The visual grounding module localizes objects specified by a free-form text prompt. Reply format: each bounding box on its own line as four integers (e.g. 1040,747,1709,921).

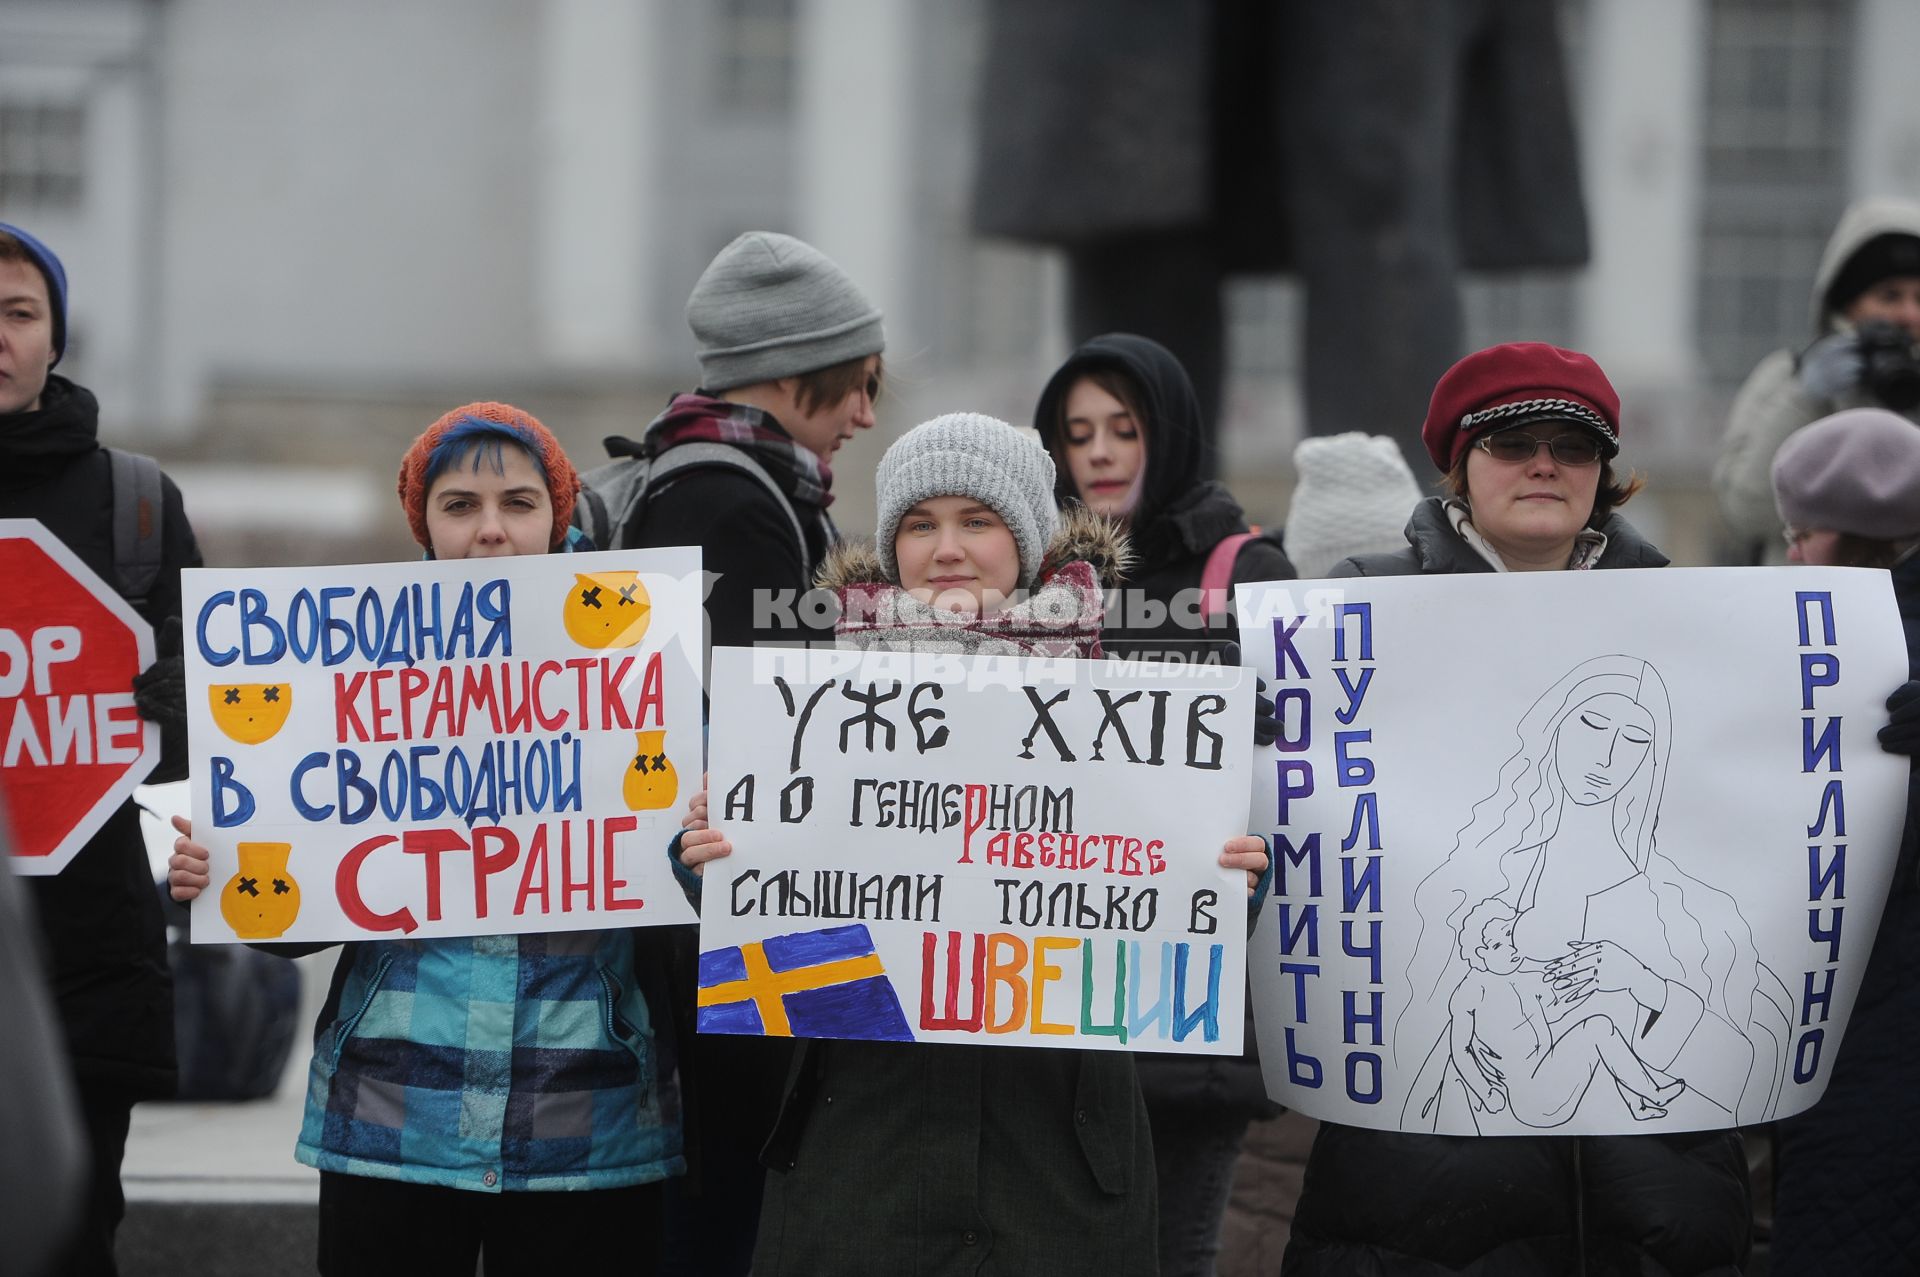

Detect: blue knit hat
0,221,68,367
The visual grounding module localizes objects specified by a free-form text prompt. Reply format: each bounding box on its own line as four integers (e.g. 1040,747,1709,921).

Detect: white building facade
2,0,1914,554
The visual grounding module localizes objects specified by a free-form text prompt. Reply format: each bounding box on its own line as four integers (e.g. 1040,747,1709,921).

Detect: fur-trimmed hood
816,503,1131,592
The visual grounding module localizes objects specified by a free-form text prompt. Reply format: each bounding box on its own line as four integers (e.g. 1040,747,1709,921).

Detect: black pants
659,1033,791,1276
317,1172,664,1277
1147,1102,1254,1277
57,1083,134,1277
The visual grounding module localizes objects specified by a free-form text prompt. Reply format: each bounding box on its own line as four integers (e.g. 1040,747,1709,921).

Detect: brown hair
792,353,884,416
0,229,30,265
1443,455,1646,530
1829,534,1911,569
1055,368,1150,445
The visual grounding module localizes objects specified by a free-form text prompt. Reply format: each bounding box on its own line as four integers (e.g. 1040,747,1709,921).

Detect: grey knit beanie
1773,408,1920,540
876,413,1061,587
686,232,885,391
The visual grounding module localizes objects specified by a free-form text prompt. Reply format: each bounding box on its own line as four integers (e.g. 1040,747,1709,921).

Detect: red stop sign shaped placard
1,520,157,875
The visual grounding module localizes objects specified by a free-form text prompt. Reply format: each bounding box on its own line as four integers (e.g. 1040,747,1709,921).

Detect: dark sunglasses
1474,428,1603,466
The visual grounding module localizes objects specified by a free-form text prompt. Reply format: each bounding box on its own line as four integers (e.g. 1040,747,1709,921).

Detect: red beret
1420,342,1621,473
396,402,580,552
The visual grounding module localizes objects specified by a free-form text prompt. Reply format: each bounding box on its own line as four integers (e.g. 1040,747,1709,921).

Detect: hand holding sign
181,548,705,942
168,814,210,900
1242,567,1912,1135
678,776,733,879
699,647,1255,1055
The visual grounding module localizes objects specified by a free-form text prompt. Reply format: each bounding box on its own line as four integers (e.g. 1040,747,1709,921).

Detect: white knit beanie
1284,432,1424,578
875,413,1061,587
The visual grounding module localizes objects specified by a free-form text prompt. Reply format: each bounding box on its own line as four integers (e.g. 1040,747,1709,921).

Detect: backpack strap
107,448,165,609
648,442,809,557
572,483,612,550
578,437,811,565
1201,531,1257,625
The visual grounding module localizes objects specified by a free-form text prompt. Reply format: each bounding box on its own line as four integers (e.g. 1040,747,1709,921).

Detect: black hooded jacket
1286,497,1752,1277
1,375,200,1097
1768,552,1920,1270
1336,496,1672,577
1037,335,1292,1119
1035,333,1295,661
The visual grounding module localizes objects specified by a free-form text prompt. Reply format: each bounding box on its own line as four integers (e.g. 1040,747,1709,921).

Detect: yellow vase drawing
220,842,302,940
624,729,678,810
208,683,293,745
564,571,652,649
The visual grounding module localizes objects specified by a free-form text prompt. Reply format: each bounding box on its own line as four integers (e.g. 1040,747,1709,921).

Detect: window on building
0,99,85,210
712,0,796,119
1696,0,1856,387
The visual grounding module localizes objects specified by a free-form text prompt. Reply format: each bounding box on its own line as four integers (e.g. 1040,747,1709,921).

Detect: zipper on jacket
330,951,396,1064
598,966,653,1092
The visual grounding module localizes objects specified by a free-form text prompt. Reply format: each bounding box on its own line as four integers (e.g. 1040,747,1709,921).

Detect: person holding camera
1714,196,1920,563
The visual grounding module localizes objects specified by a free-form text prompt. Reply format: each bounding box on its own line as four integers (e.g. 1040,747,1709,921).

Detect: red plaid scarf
642,393,835,508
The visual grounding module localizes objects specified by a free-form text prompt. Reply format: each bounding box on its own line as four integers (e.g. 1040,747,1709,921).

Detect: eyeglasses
1473,429,1603,466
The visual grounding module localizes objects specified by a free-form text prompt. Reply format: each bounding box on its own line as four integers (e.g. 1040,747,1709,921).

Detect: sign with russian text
182,549,704,941
698,646,1254,1054
1239,567,1908,1135
2,520,158,875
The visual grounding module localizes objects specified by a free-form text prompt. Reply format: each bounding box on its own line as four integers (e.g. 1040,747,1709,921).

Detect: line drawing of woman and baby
1401,654,1795,1133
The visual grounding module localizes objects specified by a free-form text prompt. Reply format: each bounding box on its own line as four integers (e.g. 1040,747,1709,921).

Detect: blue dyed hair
423,415,549,488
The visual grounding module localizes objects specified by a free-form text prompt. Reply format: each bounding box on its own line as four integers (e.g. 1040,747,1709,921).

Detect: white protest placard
182,548,704,942
698,646,1254,1053
1238,567,1909,1135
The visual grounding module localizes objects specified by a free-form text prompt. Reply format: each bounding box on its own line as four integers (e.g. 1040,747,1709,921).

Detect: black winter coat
1034,333,1295,657
1335,497,1671,578
3,376,200,1097
1283,497,1753,1277
749,517,1157,1277
1036,334,1292,1119
1036,336,1290,1113
1111,479,1288,1122
1769,553,1920,1270
635,465,835,652
600,407,837,1271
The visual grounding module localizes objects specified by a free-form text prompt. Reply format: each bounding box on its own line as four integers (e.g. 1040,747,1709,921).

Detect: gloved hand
1797,332,1865,403
1254,676,1279,748
1217,639,1279,747
132,616,186,731
1878,679,1920,759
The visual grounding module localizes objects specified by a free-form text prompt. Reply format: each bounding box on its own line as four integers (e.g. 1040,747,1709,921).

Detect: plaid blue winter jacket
295,929,684,1192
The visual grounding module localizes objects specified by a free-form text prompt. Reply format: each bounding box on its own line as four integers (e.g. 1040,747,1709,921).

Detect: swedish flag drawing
698,924,915,1042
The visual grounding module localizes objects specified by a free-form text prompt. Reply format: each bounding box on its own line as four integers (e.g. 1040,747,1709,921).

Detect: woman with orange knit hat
167,404,682,1275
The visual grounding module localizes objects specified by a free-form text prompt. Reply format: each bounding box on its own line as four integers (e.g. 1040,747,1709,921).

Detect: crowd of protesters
6,197,1920,1276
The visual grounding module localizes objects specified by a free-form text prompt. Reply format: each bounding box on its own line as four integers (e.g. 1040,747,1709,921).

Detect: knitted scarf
643,393,835,508
834,560,1106,658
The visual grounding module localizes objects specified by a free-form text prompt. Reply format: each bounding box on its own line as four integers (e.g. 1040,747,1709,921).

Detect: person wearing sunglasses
1284,343,1767,1276
1324,342,1660,578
